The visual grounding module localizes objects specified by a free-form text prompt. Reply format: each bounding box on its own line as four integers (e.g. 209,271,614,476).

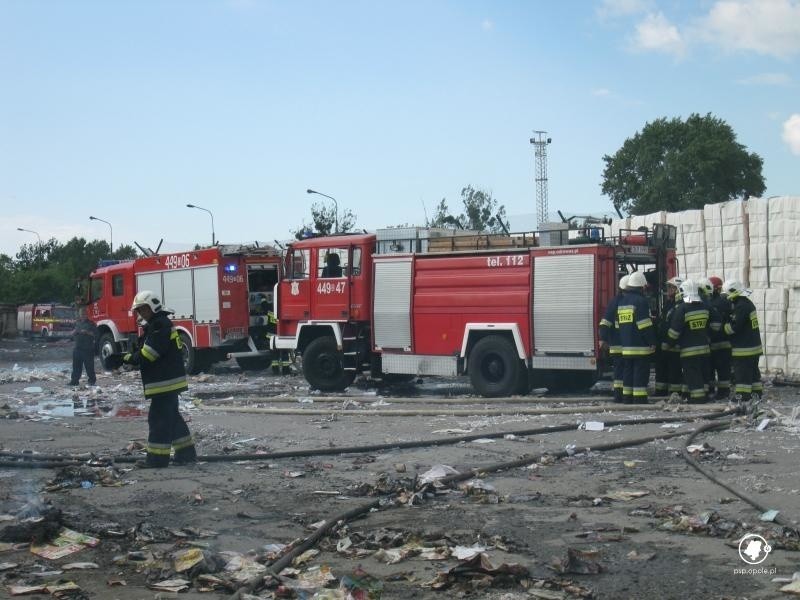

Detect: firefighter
69,307,98,387
123,291,197,468
707,276,732,399
617,271,656,404
599,274,629,403
696,277,719,395
666,280,717,403
722,280,763,402
656,277,683,400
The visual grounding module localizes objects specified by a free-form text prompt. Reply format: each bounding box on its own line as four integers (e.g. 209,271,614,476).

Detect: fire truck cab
87,245,282,373
272,226,677,397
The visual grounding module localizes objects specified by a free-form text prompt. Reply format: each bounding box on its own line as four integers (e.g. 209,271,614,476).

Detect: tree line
0,239,137,305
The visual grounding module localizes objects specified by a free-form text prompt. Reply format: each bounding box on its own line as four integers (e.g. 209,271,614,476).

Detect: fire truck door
278,248,311,322
311,247,351,321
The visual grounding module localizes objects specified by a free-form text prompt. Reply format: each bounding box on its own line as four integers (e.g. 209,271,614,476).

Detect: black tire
179,332,199,375
302,336,355,392
236,356,271,371
468,335,520,397
98,332,118,370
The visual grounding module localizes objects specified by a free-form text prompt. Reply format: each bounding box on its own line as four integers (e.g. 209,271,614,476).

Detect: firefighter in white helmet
616,271,656,404
599,273,629,403
123,290,197,468
722,280,763,401
665,280,718,403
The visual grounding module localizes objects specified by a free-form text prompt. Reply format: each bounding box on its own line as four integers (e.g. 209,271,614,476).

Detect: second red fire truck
86,245,282,373
271,225,677,396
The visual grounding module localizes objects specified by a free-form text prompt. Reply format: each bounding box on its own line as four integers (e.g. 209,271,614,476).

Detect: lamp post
17,227,41,244
89,216,113,254
186,204,216,245
306,188,338,234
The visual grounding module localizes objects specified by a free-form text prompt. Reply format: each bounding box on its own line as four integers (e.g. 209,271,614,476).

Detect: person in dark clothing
599,274,629,403
655,276,683,398
708,275,732,399
70,307,98,387
321,252,343,277
617,271,656,404
123,291,197,468
722,280,763,402
666,280,718,403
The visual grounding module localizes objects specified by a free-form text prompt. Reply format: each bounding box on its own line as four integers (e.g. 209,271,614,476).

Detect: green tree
292,202,357,239
601,113,766,215
429,186,508,232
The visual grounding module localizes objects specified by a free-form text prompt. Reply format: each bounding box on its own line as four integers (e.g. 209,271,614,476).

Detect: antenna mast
530,131,552,226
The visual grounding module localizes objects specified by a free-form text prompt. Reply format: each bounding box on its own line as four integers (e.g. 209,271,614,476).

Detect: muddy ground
1,336,800,599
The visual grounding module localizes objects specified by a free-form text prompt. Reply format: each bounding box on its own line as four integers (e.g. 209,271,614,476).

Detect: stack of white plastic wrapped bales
610,196,800,375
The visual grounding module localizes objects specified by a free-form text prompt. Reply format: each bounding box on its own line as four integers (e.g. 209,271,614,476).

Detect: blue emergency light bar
224,264,238,273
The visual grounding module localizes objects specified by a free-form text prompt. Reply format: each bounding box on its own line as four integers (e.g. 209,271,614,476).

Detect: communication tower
530,131,552,226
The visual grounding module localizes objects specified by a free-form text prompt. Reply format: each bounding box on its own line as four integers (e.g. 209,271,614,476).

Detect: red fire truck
17,303,76,338
86,245,281,373
271,225,677,396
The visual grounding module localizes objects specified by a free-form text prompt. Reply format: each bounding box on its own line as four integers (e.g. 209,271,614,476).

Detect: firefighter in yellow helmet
123,291,197,468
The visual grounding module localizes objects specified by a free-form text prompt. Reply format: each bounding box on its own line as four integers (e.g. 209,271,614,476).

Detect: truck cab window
351,248,362,276
319,248,348,278
290,249,310,279
90,278,103,302
112,274,124,296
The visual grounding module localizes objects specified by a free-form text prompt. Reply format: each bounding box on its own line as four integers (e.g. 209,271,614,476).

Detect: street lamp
17,227,41,244
89,216,113,253
186,204,216,245
306,188,338,234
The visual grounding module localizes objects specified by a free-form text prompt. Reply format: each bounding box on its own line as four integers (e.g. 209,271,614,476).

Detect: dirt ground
1,336,800,599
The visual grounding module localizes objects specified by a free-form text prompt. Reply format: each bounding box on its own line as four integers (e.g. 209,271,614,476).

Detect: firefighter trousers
612,354,625,403
146,391,197,467
70,347,96,386
623,356,650,404
681,356,708,403
710,349,731,399
653,346,668,396
732,355,762,400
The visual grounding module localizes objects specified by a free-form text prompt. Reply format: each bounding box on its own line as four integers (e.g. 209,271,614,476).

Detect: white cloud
783,114,800,154
596,0,652,20
737,72,792,85
631,12,686,57
591,88,612,96
696,0,800,58
481,19,494,31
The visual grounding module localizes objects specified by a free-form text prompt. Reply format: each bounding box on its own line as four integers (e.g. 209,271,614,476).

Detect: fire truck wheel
98,332,118,370
468,336,520,398
179,332,199,375
303,336,355,392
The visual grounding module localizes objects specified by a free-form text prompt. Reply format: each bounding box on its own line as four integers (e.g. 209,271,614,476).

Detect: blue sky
1,0,798,256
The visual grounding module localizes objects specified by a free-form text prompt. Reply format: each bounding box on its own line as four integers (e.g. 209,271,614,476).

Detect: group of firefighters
599,272,763,405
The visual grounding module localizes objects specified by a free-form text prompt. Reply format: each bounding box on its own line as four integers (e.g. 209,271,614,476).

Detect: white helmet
619,275,630,290
722,280,750,299
667,276,683,288
679,279,700,303
697,277,713,296
627,271,647,289
131,290,163,313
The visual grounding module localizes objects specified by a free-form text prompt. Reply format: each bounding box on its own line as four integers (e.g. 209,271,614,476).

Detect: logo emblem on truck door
291,282,300,296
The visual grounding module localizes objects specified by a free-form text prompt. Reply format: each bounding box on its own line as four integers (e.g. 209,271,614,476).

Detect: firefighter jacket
617,290,656,356
666,300,715,357
659,299,681,353
599,293,623,354
709,293,732,350
127,311,188,398
724,296,763,357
